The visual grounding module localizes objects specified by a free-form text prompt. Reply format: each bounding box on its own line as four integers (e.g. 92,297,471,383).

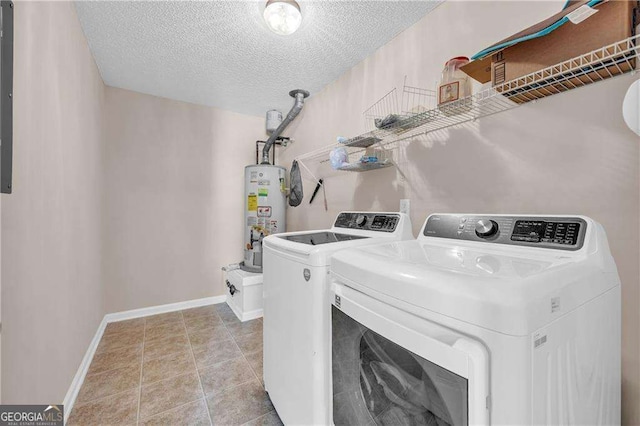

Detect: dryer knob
475,219,498,238
356,215,367,227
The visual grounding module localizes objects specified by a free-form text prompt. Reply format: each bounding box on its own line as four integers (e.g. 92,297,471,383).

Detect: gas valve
228,284,239,296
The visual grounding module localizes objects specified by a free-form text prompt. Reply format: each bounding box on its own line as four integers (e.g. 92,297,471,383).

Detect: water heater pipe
261,89,309,164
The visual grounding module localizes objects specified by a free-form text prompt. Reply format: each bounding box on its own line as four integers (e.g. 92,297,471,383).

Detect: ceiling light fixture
263,0,302,36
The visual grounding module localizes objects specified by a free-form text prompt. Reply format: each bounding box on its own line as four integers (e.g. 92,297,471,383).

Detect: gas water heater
243,164,287,271
241,89,309,272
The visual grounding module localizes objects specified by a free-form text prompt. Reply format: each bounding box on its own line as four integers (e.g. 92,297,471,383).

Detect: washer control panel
334,212,400,233
423,215,587,250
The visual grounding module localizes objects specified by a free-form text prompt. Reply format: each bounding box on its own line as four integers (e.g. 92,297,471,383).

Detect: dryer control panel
423,215,587,250
334,212,400,233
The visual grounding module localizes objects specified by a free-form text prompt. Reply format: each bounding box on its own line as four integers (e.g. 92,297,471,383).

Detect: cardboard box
462,0,638,102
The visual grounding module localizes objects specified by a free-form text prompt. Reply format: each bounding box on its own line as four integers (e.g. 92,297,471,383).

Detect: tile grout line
138,326,191,363
93,326,145,366
224,321,263,385
192,306,273,425
71,388,138,413
73,376,139,406
137,314,204,423
79,345,143,380
220,317,264,389
70,389,156,425
182,310,214,426
139,397,207,423
205,377,257,396
217,309,273,425
239,411,278,426
135,319,147,425
71,313,228,424
128,351,193,388
68,322,146,421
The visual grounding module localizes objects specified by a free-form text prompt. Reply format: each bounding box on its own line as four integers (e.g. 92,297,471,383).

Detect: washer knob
475,219,498,238
355,214,367,227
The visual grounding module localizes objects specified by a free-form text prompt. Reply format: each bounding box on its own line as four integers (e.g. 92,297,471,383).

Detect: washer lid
264,230,397,267
278,231,368,245
330,239,619,336
262,212,414,267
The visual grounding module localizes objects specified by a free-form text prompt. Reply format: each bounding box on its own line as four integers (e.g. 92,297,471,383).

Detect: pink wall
103,88,264,313
2,2,105,403
280,1,640,422
3,1,638,420
2,2,264,404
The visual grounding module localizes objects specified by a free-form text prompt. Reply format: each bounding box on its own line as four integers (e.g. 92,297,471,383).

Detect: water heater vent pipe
261,89,309,164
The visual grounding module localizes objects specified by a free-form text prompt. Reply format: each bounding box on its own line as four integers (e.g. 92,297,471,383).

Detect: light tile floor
67,303,283,426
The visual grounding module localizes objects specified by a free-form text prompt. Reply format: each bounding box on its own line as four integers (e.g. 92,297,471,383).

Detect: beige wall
2,0,638,418
103,88,263,313
1,2,105,403
281,1,640,423
0,1,263,403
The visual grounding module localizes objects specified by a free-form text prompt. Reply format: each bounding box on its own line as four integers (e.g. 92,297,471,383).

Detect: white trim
104,296,226,323
240,308,264,322
227,298,263,322
63,317,107,424
63,295,226,423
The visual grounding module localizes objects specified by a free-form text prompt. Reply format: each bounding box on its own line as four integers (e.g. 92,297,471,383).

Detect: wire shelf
362,78,437,133
400,77,437,116
342,135,381,148
337,160,393,172
296,35,639,170
499,36,637,103
363,88,398,132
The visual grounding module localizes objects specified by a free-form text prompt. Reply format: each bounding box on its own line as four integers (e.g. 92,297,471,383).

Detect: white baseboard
104,295,226,323
241,308,264,322
240,309,262,322
63,295,226,423
226,298,263,322
63,316,107,422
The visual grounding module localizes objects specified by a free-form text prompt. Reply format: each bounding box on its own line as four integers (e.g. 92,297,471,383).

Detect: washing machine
263,211,414,425
330,214,620,425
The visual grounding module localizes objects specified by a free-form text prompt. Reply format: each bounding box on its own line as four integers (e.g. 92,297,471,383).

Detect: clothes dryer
330,214,620,425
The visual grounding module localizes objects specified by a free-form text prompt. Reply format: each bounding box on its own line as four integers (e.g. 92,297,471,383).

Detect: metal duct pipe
261,89,310,164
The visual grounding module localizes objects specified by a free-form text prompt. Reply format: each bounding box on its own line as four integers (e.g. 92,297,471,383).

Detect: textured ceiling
75,1,442,116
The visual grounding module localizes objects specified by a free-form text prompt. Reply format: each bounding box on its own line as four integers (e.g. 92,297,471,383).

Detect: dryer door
331,283,490,426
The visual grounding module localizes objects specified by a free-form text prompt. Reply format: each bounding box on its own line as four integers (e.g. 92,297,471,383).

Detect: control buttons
513,220,580,246
511,235,540,242
355,215,367,227
422,215,583,250
540,238,574,245
370,215,398,232
475,219,498,238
